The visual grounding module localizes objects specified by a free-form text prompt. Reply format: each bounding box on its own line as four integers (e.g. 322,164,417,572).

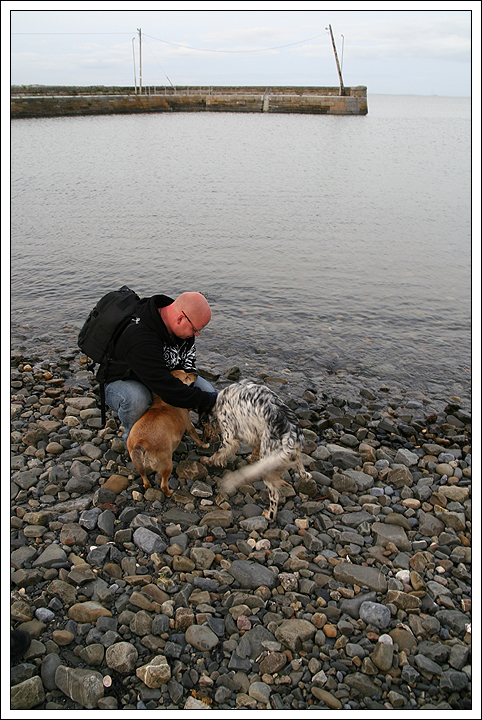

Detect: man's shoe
11,630,31,660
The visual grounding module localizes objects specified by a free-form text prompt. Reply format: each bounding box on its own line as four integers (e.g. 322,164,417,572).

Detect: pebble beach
9,344,472,712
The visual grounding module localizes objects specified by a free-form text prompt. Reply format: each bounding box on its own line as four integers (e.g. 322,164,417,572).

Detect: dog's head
171,369,197,386
199,406,220,443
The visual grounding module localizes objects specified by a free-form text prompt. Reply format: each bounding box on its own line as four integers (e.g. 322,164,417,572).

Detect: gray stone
190,546,216,570
414,654,443,676
249,681,271,703
55,666,104,709
105,641,138,673
185,625,219,651
345,672,382,698
275,619,316,652
228,560,277,589
32,544,67,568
237,625,277,660
435,609,470,636
240,516,269,533
345,642,367,658
80,644,105,666
371,634,394,671
418,511,445,537
10,675,45,710
41,652,62,690
449,644,470,670
97,509,116,536
11,546,38,568
339,511,377,528
79,508,102,530
394,448,420,466
136,655,172,688
333,562,388,593
339,592,377,619
359,601,392,629
387,465,413,488
162,508,201,526
133,527,168,554
344,468,375,492
80,442,104,460
371,522,411,552
439,669,469,692
35,607,55,623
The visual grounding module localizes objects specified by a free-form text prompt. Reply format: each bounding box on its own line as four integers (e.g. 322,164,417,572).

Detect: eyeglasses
181,310,201,335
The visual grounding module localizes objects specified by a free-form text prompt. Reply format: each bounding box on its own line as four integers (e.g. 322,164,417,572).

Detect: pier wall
11,86,368,118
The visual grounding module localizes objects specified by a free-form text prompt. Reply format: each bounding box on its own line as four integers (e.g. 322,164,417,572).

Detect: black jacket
105,294,211,409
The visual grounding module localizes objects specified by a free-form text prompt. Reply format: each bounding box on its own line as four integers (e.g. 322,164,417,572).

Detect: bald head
160,292,212,339
176,292,212,329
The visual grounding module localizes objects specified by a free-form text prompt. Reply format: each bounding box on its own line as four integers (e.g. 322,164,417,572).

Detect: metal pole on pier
327,24,346,96
132,37,137,93
137,28,142,95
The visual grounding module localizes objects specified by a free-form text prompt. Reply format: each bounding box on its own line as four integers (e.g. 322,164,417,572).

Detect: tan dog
127,370,209,495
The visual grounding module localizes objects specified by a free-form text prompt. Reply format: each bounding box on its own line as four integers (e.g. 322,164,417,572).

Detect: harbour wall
11,85,368,118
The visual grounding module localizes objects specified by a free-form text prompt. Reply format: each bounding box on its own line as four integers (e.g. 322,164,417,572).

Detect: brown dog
126,370,209,495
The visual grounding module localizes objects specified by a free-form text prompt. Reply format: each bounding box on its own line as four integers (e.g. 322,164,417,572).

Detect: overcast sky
5,3,477,96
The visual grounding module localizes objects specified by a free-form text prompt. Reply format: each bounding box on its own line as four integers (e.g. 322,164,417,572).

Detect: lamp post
132,37,137,93
326,25,346,96
137,28,142,95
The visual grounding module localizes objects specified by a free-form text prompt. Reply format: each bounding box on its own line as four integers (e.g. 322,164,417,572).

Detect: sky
4,2,478,96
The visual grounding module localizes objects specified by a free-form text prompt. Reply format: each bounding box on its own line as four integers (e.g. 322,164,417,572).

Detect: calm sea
10,94,472,399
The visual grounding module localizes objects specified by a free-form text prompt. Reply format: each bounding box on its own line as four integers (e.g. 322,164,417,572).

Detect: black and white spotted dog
200,380,311,521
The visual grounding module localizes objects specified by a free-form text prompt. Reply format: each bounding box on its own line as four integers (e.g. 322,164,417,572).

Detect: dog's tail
130,444,150,485
220,450,293,495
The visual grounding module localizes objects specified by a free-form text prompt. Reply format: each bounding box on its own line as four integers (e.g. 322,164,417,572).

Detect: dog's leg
185,420,210,449
202,434,240,467
262,472,292,522
261,473,282,521
295,451,312,480
130,444,152,490
160,465,173,497
247,437,261,464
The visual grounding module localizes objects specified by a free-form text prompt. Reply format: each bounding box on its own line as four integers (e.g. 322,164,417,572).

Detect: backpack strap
96,358,109,426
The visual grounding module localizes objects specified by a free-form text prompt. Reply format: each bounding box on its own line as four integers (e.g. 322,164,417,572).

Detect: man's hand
199,392,217,413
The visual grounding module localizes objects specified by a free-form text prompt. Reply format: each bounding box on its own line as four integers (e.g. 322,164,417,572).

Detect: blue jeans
105,375,215,443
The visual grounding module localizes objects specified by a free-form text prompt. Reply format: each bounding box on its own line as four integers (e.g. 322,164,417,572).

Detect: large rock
275,619,316,652
371,522,411,552
185,625,219,651
359,601,391,629
136,655,171,688
55,666,104,709
133,527,168,554
333,562,388,593
387,465,413,488
418,510,445,537
199,509,233,527
32,544,67,568
105,641,138,673
10,676,45,710
68,601,112,623
228,560,277,589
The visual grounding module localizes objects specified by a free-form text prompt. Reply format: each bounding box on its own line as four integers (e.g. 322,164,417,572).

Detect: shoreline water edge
9,337,472,712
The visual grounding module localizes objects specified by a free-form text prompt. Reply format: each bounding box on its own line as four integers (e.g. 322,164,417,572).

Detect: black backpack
77,285,140,424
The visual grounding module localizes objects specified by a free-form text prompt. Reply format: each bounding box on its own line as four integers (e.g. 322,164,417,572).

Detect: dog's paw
161,485,173,497
143,480,151,490
201,442,210,449
200,456,211,466
262,508,276,522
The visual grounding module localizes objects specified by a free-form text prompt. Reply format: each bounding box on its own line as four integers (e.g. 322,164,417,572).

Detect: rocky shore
10,346,472,711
